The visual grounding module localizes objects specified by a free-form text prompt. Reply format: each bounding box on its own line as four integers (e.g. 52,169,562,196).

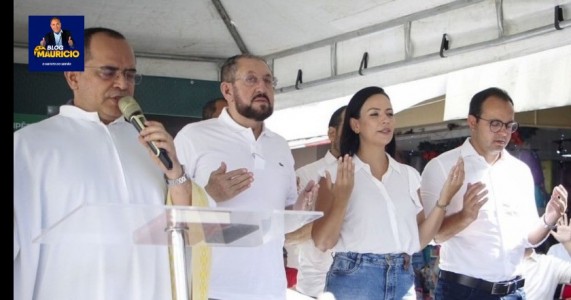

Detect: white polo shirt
519,252,571,299
174,108,298,300
548,243,571,262
295,151,337,297
324,154,423,255
420,138,538,282
296,151,337,191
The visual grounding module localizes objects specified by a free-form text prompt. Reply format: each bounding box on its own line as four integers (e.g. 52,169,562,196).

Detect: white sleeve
551,256,571,283
420,158,448,217
174,126,217,207
548,244,571,262
407,167,423,214
173,126,197,176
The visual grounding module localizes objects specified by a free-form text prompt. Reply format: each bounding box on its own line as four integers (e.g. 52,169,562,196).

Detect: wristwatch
165,165,189,186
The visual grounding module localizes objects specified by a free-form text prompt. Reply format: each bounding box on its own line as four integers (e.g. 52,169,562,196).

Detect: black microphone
118,96,173,170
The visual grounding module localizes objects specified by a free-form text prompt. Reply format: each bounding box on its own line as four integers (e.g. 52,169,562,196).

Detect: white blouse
324,154,423,255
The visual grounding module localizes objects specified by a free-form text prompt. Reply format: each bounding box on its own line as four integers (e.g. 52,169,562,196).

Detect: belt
439,270,525,296
334,252,411,270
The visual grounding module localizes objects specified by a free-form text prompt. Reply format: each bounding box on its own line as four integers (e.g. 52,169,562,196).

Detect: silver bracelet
165,165,189,186
435,201,448,212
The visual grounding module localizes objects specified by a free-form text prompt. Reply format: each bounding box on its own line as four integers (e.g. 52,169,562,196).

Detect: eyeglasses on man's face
234,74,278,88
476,116,519,133
84,66,142,85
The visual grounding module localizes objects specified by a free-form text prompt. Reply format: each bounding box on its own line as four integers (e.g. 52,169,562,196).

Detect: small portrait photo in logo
28,15,84,72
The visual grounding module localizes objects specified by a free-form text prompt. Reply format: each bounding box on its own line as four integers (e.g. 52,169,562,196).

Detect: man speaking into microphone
14,27,192,300
119,96,173,170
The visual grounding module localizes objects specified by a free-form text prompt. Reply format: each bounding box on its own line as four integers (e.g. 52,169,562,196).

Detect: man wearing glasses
420,87,568,299
14,27,190,299
174,54,317,300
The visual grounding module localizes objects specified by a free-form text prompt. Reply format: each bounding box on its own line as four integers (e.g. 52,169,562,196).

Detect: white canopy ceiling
13,0,571,143
444,44,571,120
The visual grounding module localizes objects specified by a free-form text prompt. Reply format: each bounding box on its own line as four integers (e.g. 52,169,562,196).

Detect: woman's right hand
331,154,354,203
440,157,465,205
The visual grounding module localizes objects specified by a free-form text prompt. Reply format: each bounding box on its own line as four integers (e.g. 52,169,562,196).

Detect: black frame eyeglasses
476,116,519,133
84,66,142,85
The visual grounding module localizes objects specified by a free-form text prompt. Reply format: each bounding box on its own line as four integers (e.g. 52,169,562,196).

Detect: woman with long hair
312,86,466,299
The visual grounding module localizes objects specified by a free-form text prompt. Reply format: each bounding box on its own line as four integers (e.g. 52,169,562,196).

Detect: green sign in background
13,113,45,131
14,63,222,119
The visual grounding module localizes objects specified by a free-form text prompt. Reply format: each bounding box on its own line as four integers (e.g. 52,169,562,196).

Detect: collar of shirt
459,137,510,164
218,107,275,139
352,153,403,178
528,251,540,262
59,105,127,125
323,151,338,165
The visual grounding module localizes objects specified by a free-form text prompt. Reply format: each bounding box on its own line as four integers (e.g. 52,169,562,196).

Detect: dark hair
202,98,227,119
328,105,347,129
84,27,126,62
220,54,271,83
468,87,514,118
386,136,396,157
340,86,390,156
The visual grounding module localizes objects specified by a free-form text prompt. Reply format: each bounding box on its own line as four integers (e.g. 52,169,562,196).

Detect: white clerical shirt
14,105,172,300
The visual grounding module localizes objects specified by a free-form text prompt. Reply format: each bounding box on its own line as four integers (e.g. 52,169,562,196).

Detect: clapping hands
440,157,465,203
321,155,354,206
550,213,571,243
544,184,568,226
293,180,319,211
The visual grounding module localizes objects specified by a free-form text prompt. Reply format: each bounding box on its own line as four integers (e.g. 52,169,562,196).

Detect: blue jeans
435,277,526,300
324,252,414,300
